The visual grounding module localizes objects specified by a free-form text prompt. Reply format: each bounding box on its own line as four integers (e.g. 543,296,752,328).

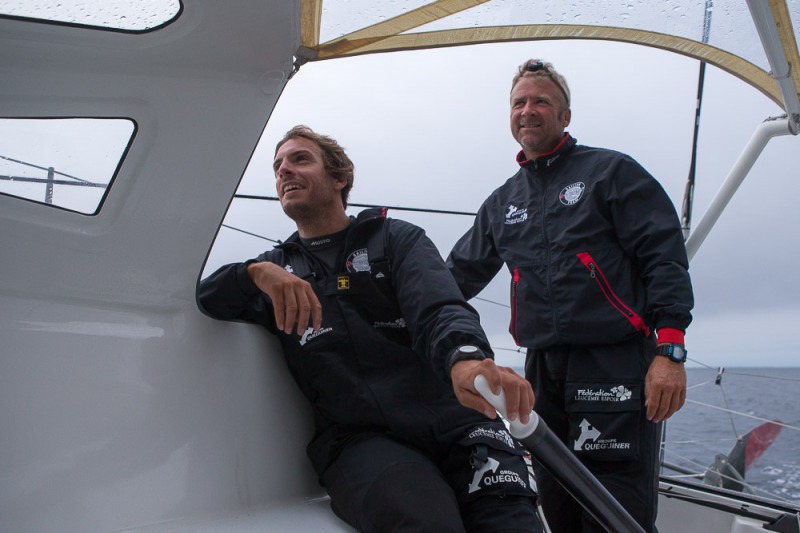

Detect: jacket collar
516,133,576,169
277,207,386,249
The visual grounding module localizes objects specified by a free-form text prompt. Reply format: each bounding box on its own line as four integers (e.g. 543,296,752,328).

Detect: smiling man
446,60,695,532
199,126,543,532
510,66,571,160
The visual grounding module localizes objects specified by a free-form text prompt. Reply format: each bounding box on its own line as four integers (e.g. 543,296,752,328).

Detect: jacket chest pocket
576,252,650,336
324,265,402,322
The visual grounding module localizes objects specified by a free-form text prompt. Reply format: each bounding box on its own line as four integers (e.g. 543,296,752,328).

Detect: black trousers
320,432,543,533
525,336,661,533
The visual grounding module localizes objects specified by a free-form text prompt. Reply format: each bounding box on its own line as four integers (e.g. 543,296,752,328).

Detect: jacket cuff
445,346,489,378
236,261,263,296
656,328,685,345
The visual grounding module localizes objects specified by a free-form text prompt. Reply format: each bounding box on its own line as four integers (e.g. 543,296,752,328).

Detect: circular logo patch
346,249,371,273
559,182,585,206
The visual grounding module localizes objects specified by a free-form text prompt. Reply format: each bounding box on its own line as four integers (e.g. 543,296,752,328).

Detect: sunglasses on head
521,59,570,107
524,60,545,72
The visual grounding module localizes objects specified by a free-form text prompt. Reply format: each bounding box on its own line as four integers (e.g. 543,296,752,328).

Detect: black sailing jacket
199,208,496,475
447,135,694,349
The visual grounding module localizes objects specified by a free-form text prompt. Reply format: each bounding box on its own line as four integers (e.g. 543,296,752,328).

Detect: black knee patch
451,426,538,503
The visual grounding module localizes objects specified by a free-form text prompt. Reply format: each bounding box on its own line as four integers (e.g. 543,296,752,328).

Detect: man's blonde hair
511,59,571,110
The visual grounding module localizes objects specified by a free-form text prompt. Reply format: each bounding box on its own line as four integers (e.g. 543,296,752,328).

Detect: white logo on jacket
574,385,632,403
299,326,333,346
574,418,631,452
465,426,515,448
574,419,602,451
504,204,528,225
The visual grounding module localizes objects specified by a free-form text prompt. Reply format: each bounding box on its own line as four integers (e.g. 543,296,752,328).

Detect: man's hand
644,355,687,422
450,359,534,423
246,262,322,335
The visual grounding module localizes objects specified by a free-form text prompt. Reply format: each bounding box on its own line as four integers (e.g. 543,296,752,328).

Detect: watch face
459,345,479,354
657,343,687,362
671,345,687,362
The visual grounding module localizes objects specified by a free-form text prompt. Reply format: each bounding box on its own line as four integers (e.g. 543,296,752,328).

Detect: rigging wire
221,223,281,243
689,357,800,382
0,153,97,184
715,368,800,383
492,346,526,354
474,296,510,308
233,194,478,217
683,399,800,433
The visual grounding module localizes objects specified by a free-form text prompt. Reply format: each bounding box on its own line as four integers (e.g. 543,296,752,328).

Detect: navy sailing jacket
446,135,694,349
199,208,495,475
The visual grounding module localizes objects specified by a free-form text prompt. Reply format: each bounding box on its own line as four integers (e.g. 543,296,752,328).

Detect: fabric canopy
297,0,800,112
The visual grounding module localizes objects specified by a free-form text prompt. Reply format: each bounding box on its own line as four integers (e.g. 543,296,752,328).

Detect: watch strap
445,345,488,375
655,343,687,363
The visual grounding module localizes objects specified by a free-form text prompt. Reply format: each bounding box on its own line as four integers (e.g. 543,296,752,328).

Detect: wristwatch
448,345,486,371
655,343,688,363
455,345,484,359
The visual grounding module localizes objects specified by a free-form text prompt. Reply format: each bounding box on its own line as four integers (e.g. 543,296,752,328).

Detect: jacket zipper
510,268,520,345
540,177,561,341
576,252,650,335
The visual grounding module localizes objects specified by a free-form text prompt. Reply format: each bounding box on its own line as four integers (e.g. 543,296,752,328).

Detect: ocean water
661,367,800,505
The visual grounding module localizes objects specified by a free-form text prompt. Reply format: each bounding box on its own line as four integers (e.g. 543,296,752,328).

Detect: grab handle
473,374,539,438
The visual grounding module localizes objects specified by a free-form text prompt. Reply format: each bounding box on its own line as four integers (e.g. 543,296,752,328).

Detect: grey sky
204,39,799,368
0,119,132,213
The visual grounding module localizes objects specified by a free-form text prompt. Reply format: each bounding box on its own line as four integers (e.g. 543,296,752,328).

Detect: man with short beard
200,125,543,533
447,60,694,533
